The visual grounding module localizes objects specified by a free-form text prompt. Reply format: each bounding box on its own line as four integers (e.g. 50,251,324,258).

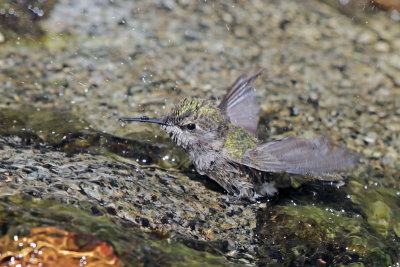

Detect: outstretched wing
218,70,263,137
239,136,359,180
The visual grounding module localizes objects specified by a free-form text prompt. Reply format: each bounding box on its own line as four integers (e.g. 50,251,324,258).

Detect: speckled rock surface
0,0,399,265
0,136,259,261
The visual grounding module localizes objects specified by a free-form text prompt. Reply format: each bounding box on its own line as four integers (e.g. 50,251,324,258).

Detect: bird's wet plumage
163,98,226,135
120,71,359,201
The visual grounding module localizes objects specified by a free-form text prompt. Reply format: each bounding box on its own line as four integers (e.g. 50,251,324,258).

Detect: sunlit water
0,0,399,265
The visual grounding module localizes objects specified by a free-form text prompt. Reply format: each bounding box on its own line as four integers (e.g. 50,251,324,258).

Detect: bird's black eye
186,123,196,130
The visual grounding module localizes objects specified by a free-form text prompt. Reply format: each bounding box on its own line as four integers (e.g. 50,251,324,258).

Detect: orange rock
0,227,121,267
371,0,400,11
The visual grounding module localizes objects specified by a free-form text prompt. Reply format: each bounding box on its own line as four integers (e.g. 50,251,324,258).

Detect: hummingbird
120,71,359,201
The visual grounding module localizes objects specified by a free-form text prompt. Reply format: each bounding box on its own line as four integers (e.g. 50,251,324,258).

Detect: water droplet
391,10,400,21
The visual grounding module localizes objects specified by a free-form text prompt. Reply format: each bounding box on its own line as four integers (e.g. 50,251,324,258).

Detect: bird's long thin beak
119,116,168,125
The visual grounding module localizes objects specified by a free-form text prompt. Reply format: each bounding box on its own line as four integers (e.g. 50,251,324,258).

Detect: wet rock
0,194,237,266
257,197,397,266
356,31,378,45
0,135,255,265
368,200,392,237
0,227,122,266
374,41,390,52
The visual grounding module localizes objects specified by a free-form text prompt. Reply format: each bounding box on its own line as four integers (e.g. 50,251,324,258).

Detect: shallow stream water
0,0,399,266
